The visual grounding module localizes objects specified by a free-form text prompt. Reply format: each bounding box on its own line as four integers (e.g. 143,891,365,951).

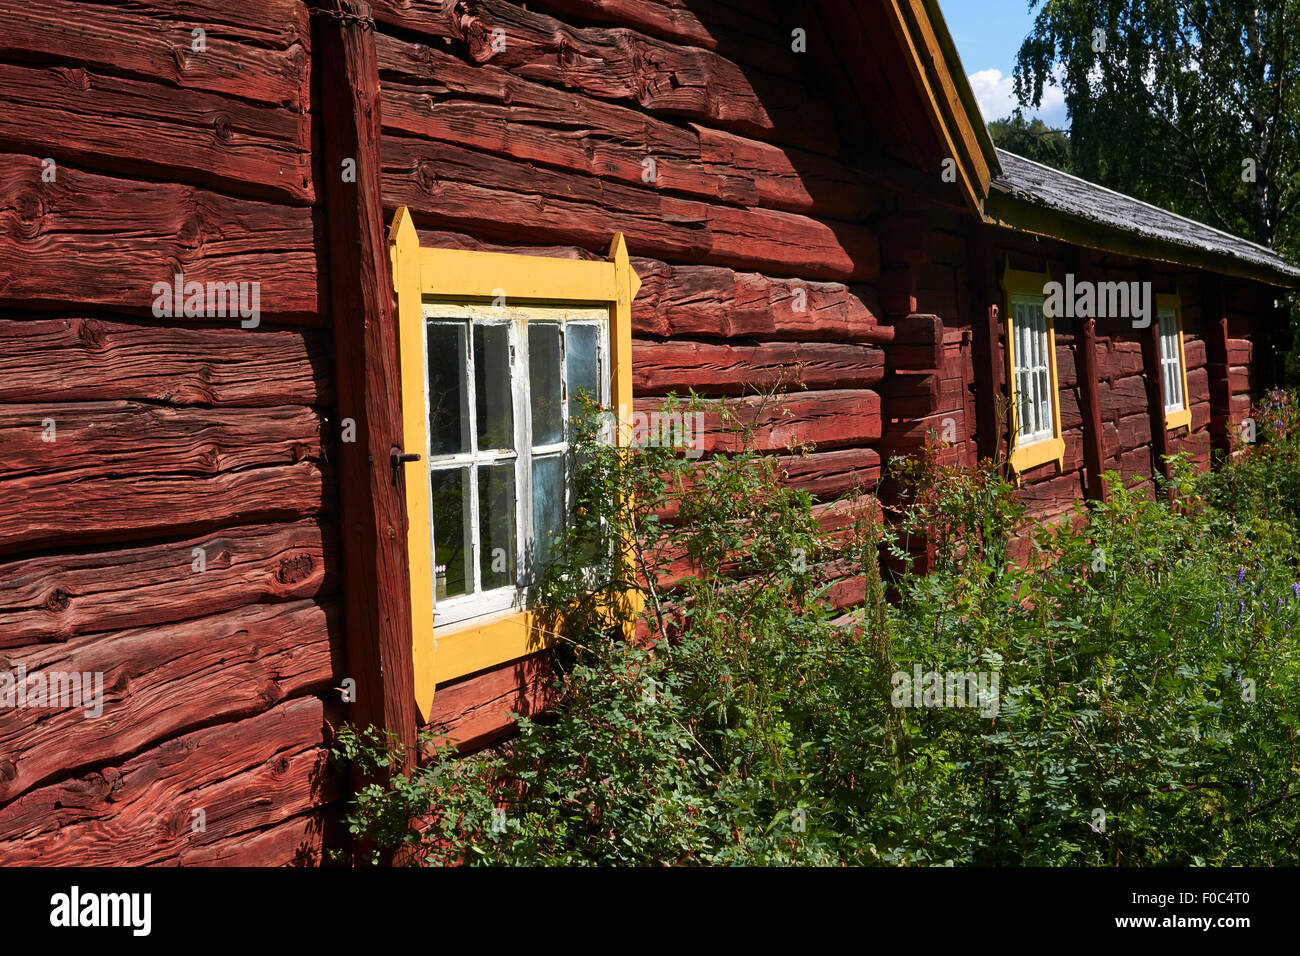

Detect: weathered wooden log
882,370,941,419
632,388,882,454
0,154,319,320
0,520,336,649
632,262,883,340
376,35,877,219
1099,374,1150,419
0,598,338,806
382,135,880,280
0,318,331,406
371,0,837,152
424,651,555,752
2,0,310,108
0,62,312,204
0,403,327,552
777,446,883,499
177,808,331,866
632,339,884,395
0,695,339,865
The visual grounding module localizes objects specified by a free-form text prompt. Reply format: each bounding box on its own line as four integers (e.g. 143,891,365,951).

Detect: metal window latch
390,447,421,485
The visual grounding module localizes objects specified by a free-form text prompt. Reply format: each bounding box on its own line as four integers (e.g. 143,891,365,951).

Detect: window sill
431,608,552,687
1009,435,1065,475
1165,408,1192,431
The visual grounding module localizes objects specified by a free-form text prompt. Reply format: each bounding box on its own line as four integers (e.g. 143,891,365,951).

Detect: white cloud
968,67,1068,128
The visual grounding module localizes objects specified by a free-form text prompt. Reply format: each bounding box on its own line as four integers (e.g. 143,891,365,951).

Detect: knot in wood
312,0,375,31
212,113,232,141
77,318,106,349
276,552,314,585
10,188,44,239
44,588,70,612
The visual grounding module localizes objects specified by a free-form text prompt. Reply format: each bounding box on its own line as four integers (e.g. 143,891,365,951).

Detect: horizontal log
425,651,555,752
0,695,339,864
518,0,719,48
376,37,876,219
377,36,755,208
777,446,882,500
633,388,882,454
382,135,879,280
632,339,883,395
883,371,941,418
0,403,327,552
0,61,312,203
0,155,319,319
1099,375,1149,419
3,0,309,108
887,314,943,371
633,261,882,339
0,318,331,406
1095,340,1145,380
0,598,338,806
373,0,837,152
0,520,336,649
177,809,330,866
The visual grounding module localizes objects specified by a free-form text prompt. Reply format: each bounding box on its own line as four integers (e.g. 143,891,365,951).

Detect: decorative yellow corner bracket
1001,259,1065,477
388,207,639,721
1157,293,1193,433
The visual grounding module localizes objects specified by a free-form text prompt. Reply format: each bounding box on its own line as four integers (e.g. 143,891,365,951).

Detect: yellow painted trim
390,208,439,722
431,609,546,686
1157,293,1193,433
419,248,620,303
1001,259,1065,476
390,209,640,719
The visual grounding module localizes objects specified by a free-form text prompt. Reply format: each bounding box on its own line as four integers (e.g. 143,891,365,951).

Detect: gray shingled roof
989,148,1300,286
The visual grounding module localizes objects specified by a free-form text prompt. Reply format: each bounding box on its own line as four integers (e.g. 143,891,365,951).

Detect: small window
1002,262,1065,474
421,303,610,626
1156,294,1191,430
390,207,638,718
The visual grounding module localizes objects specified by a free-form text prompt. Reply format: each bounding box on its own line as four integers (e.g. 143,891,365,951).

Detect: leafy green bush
332,391,1300,866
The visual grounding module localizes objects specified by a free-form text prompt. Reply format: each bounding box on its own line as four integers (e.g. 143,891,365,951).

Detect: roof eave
984,188,1300,290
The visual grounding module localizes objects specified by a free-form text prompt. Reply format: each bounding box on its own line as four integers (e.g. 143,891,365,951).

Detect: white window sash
421,302,611,629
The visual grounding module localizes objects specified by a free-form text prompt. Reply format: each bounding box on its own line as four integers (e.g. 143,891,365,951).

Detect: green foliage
333,392,1300,866
1014,0,1300,260
988,112,1072,173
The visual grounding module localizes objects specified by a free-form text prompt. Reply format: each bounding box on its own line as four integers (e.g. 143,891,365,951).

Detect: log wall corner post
1137,261,1172,485
1203,272,1233,467
965,220,1004,465
311,0,418,755
1071,249,1106,502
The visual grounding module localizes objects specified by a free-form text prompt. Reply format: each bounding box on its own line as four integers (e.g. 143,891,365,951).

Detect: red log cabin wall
0,1,340,864
367,0,968,750
0,0,1285,865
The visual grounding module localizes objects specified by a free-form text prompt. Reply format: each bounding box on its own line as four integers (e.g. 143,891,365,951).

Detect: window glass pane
532,454,566,574
478,462,516,591
426,323,468,457
475,324,514,451
530,322,564,446
566,323,600,409
430,468,470,600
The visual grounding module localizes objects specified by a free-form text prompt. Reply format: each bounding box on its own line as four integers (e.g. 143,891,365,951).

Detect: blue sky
939,0,1070,128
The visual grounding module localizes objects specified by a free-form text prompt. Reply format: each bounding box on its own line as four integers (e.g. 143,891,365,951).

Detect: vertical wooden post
1203,273,1232,466
1072,250,1106,501
966,221,1004,464
1076,317,1106,501
1138,262,1172,484
312,0,417,751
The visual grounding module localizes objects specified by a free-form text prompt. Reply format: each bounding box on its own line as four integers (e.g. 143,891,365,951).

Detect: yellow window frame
389,207,638,720
1156,293,1193,432
1001,260,1065,475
